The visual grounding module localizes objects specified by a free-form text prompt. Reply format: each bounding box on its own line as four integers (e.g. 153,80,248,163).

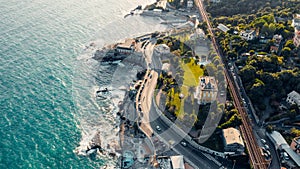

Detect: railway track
194,0,269,168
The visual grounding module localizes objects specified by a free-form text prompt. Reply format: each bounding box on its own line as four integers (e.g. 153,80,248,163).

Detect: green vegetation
181,58,203,86
281,128,300,144
206,1,300,119
201,131,224,151
204,0,300,17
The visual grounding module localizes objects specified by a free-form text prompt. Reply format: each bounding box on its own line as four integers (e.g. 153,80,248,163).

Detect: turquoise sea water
0,0,166,168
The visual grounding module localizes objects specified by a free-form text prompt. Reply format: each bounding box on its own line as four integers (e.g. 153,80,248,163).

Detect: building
170,155,185,169
291,136,300,155
286,91,300,108
240,30,256,41
187,0,193,8
210,0,221,3
270,46,279,53
194,76,218,104
116,39,135,54
222,127,245,153
273,34,283,45
269,34,283,53
154,44,170,55
292,14,300,47
292,14,300,28
217,24,230,33
156,0,167,10
267,131,300,168
294,26,300,47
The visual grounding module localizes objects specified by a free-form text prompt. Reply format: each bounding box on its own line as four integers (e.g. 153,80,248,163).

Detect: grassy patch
181,59,204,87
177,59,204,120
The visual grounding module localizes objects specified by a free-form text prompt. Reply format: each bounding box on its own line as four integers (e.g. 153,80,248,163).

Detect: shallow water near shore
0,0,167,168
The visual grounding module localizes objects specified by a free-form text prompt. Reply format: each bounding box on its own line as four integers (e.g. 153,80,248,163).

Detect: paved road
148,99,220,169
138,70,220,169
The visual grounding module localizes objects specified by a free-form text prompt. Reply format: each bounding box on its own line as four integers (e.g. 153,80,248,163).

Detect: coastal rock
93,49,127,62
85,130,103,155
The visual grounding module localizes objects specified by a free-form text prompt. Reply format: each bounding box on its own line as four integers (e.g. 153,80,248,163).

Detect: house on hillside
286,91,300,108
273,34,283,44
292,14,300,27
222,127,245,154
217,24,230,33
187,0,193,8
292,14,300,47
194,76,218,104
240,30,256,41
294,26,300,47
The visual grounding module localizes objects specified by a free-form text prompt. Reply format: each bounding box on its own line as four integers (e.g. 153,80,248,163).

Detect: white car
181,141,187,146
156,126,161,131
261,139,266,144
264,144,269,150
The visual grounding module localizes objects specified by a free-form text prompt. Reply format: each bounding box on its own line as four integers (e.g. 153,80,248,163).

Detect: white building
217,24,230,33
267,131,300,168
292,14,300,27
222,128,245,153
194,76,218,104
273,34,283,45
292,14,300,47
187,0,193,8
294,26,300,47
156,0,167,10
240,30,256,41
287,91,300,108
170,155,185,169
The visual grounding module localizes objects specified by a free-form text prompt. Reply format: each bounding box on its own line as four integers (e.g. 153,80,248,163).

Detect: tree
240,65,257,83
249,50,255,55
284,40,296,50
227,50,238,59
268,23,276,35
281,47,292,59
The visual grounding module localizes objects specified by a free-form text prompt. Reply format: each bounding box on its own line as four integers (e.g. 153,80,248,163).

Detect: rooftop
280,144,300,167
170,155,185,169
269,131,288,147
116,39,135,49
292,14,300,27
217,24,230,33
222,127,244,146
199,76,217,90
288,91,300,105
241,30,255,34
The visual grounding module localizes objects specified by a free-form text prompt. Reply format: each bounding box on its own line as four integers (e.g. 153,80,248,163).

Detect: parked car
264,144,270,150
156,125,161,131
261,139,266,144
181,141,187,146
283,152,289,160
